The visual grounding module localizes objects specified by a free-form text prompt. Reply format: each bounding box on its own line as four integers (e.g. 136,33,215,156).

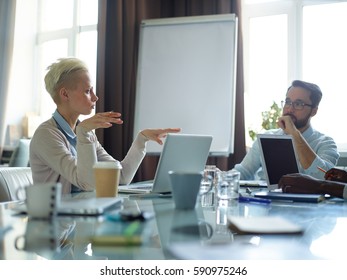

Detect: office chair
8,138,31,167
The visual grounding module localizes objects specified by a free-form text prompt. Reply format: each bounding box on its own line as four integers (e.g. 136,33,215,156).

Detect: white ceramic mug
17,183,62,219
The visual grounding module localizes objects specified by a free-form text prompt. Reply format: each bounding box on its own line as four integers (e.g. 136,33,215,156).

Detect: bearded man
233,80,339,180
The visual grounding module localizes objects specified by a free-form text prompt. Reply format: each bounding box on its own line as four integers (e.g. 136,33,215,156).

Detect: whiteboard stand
134,14,238,156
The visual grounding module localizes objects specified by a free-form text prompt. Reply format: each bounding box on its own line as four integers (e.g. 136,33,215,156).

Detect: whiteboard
134,14,238,155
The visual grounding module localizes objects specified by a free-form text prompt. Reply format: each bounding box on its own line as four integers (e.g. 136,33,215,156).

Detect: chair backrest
0,167,33,202
8,138,31,167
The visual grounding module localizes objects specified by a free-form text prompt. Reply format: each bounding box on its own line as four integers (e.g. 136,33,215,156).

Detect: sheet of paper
228,216,303,234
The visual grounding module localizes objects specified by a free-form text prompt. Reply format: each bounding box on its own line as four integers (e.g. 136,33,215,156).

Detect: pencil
317,166,326,173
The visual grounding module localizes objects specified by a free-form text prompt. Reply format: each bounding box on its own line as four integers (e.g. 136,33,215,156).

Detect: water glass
200,165,218,207
216,170,240,202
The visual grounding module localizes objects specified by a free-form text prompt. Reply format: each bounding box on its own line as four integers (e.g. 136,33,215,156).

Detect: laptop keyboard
126,183,153,190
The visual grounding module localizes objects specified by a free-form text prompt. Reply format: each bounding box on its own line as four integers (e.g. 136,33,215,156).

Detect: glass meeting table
1,191,347,260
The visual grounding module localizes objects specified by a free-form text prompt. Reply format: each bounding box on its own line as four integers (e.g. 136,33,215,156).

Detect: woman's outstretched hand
141,128,181,145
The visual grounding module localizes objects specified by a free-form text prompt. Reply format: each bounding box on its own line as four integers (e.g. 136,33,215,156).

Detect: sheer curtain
0,0,16,156
96,0,245,181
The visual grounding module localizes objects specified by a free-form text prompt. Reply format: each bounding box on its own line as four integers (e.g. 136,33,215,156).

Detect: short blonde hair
44,57,89,102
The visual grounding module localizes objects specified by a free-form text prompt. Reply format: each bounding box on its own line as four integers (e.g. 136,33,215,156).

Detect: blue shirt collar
53,110,77,141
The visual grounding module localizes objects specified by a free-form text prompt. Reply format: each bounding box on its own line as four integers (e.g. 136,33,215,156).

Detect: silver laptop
257,134,299,190
12,195,123,216
118,133,213,194
58,196,123,215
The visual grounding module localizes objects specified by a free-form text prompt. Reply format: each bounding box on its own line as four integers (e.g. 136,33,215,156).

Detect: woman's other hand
79,111,123,131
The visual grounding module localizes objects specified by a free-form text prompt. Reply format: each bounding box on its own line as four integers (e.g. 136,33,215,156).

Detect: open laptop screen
118,133,213,194
257,134,299,190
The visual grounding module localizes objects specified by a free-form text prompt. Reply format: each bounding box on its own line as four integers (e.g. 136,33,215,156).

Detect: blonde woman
30,57,180,194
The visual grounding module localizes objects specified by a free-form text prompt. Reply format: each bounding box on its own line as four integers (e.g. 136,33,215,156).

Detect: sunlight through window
303,2,347,147
243,0,347,152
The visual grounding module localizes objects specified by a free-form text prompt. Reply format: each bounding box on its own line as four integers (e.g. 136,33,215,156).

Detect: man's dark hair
287,80,322,108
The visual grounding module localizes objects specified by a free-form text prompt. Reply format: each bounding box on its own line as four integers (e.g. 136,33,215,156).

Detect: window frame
241,0,347,153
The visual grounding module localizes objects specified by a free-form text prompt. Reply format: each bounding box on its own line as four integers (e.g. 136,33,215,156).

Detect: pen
239,196,271,204
317,166,327,173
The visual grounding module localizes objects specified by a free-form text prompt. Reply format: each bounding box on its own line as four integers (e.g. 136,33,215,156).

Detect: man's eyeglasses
281,100,314,110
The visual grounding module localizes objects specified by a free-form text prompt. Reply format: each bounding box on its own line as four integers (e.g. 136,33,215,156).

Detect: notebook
12,196,123,216
118,133,213,194
257,134,300,191
253,191,325,203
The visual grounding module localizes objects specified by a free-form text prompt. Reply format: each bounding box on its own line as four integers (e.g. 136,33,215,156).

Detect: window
7,0,98,142
302,2,347,149
242,0,347,152
37,0,98,120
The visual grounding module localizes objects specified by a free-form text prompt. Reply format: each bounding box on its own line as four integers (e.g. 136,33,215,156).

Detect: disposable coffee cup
93,161,122,197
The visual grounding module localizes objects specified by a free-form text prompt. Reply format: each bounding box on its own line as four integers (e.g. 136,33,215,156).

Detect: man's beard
284,113,311,129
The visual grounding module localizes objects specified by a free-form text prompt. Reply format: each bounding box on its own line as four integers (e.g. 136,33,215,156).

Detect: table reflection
13,218,76,259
